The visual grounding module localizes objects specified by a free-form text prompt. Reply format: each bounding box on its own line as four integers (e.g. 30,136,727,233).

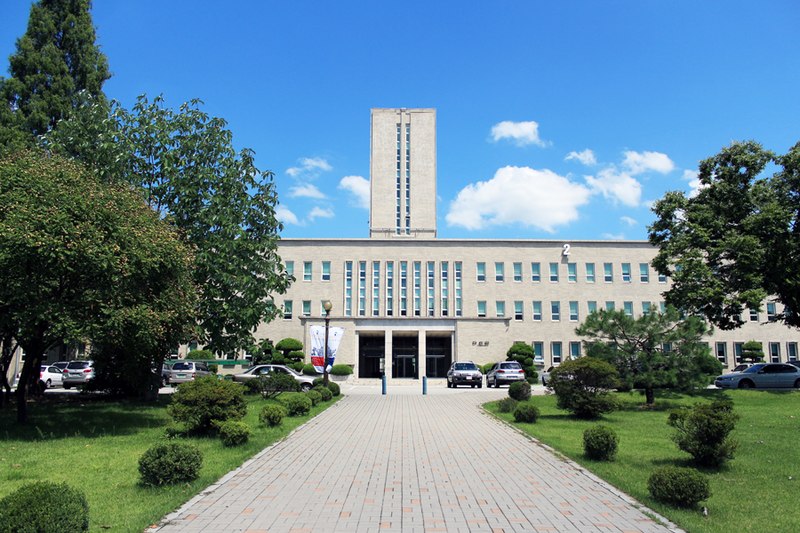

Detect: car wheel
794,379,800,389
478,382,482,389
495,380,501,388
738,380,755,389
63,384,71,390
471,384,475,388
45,379,52,389
301,383,312,392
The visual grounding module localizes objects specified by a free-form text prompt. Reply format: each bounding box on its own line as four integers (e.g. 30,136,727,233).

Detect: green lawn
0,392,339,532
487,390,800,533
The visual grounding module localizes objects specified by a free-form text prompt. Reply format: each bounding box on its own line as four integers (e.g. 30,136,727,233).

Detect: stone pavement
153,384,681,532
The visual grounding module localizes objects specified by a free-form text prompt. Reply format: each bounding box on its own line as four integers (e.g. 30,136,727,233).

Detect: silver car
486,361,526,388
168,361,212,385
62,360,94,389
232,364,315,391
714,363,800,389
446,361,483,388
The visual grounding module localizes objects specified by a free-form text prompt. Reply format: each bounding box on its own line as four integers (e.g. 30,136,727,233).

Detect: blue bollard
422,375,427,395
382,374,387,395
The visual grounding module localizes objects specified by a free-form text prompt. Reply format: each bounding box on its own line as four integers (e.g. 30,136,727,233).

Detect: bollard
382,374,387,395
422,375,428,395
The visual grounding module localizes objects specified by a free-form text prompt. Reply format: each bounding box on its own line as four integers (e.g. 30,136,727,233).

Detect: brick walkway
153,384,681,532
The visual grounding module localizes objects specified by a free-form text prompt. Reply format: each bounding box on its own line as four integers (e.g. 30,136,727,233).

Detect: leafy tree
506,341,538,383
275,338,305,366
549,357,619,419
0,0,110,140
740,340,764,364
576,307,718,405
0,150,195,421
649,140,800,329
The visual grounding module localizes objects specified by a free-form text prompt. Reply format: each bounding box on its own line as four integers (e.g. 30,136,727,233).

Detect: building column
418,330,427,379
384,330,393,383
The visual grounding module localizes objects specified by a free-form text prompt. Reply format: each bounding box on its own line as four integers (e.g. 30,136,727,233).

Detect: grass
0,391,339,532
486,389,800,533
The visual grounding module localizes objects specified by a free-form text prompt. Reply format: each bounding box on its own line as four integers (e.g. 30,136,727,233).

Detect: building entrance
392,335,418,379
425,335,452,378
358,335,385,378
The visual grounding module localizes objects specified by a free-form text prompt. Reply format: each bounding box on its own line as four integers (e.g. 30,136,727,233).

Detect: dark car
485,361,525,388
714,363,800,389
446,361,483,388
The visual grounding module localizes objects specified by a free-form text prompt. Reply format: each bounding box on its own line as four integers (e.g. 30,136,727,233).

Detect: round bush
508,381,531,401
648,466,711,508
279,392,313,416
549,357,619,419
242,378,262,395
668,398,738,467
167,376,246,434
513,402,540,423
259,404,287,427
218,420,251,447
583,425,619,461
302,363,317,375
0,481,89,532
326,381,341,396
313,385,333,401
306,389,322,405
138,442,202,486
496,397,518,413
329,364,353,376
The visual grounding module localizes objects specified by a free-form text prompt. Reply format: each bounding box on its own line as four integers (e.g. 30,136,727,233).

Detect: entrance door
392,335,418,379
358,335,385,378
425,335,452,378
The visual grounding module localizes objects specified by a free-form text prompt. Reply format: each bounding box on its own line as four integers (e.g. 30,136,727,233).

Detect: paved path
154,384,680,532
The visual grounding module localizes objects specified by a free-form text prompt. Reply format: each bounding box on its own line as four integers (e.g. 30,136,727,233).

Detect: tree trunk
645,387,655,405
16,338,45,424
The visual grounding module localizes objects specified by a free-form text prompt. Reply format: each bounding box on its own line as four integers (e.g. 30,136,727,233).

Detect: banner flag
326,327,344,372
310,325,345,373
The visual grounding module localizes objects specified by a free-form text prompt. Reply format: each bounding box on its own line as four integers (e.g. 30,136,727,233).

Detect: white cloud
275,205,299,225
490,120,547,147
308,206,334,221
622,150,675,175
338,175,370,209
602,232,625,240
585,167,642,207
683,169,705,198
445,166,591,233
565,149,597,166
286,157,332,178
620,216,638,226
289,183,326,199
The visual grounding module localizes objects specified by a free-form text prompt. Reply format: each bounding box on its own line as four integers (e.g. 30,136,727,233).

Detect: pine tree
0,0,110,140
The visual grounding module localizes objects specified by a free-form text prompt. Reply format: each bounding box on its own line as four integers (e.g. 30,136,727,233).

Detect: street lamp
323,300,332,385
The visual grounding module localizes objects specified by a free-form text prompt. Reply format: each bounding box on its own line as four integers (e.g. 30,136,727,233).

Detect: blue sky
2,1,799,240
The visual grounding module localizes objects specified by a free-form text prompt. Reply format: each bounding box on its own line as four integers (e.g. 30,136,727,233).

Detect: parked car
540,366,555,386
446,361,483,388
714,363,800,389
160,362,173,386
62,360,94,389
52,361,70,372
788,360,800,370
232,364,315,391
40,365,63,389
731,363,754,373
167,361,212,385
485,361,525,388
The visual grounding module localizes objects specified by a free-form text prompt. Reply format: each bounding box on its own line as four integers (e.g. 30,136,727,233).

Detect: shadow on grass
0,393,172,441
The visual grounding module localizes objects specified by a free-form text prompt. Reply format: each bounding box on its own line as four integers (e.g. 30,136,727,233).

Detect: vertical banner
310,325,345,373
326,327,344,372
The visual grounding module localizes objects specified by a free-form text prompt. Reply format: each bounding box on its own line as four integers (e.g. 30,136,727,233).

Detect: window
321,261,331,281
585,263,596,283
477,300,487,318
734,342,744,363
426,261,435,317
623,301,633,317
283,300,293,320
531,262,541,282
549,262,559,282
569,301,579,321
496,301,506,318
604,262,613,282
440,261,448,317
659,301,667,313
285,260,294,277
767,302,777,321
788,342,798,361
477,262,486,282
715,342,727,364
587,301,597,314
658,272,667,283
639,263,650,283
605,301,615,311
413,261,421,316
495,262,505,282
302,300,311,317
513,262,522,282
642,302,652,315
770,342,781,363
749,309,759,322
386,261,394,316
622,263,631,283
532,301,542,321
552,342,563,364
303,261,312,281
372,261,381,316
358,261,367,316
662,342,673,353
551,301,561,321
569,341,581,359
399,261,408,316
454,262,463,317
344,261,353,316
514,301,523,321
567,262,577,283
533,342,544,363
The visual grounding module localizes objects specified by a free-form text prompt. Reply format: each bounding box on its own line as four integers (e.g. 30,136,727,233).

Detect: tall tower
369,108,437,239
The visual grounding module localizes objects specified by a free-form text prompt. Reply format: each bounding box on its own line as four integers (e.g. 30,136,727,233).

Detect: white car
40,365,63,389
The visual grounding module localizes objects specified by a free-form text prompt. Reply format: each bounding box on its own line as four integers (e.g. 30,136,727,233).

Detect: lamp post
323,300,332,385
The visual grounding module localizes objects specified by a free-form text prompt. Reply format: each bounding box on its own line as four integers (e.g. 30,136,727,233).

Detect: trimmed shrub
138,442,202,486
313,385,333,401
0,481,89,532
506,342,538,383
279,392,313,416
508,381,531,401
167,376,246,434
242,378,262,395
290,362,304,373
257,373,300,399
648,466,711,508
306,389,322,405
326,381,341,396
302,363,317,375
550,357,619,419
496,397,518,413
481,362,496,374
187,349,214,360
330,364,354,376
513,402,540,423
218,420,251,447
668,397,739,467
259,404,287,427
583,425,619,461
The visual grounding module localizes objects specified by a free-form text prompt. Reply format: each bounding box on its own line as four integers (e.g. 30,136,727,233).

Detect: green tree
0,0,110,141
576,307,718,405
740,340,764,364
0,150,195,421
549,357,619,419
649,140,800,329
275,338,304,366
506,341,538,383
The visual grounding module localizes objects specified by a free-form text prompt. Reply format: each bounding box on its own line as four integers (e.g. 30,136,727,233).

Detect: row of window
476,261,666,284
476,300,663,321
286,261,331,282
